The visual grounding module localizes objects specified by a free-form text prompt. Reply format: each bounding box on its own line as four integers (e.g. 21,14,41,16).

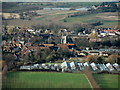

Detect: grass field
3,72,119,88
3,72,91,88
93,74,119,88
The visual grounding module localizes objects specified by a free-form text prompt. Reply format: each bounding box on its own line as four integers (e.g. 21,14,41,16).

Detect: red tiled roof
22,46,49,55
66,43,75,46
29,46,49,49
57,44,68,49
104,30,120,32
69,49,74,52
40,47,49,49
29,46,39,49
25,43,31,46
43,44,54,47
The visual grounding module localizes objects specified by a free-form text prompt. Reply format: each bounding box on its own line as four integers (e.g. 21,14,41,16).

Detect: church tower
61,35,67,44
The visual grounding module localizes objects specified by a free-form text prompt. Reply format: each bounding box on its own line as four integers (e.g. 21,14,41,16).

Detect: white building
78,63,84,70
106,63,114,71
61,61,71,72
20,65,31,70
97,64,104,72
108,32,116,36
90,62,98,71
26,29,35,33
70,62,78,70
113,63,120,72
100,32,107,36
61,61,70,68
84,62,90,67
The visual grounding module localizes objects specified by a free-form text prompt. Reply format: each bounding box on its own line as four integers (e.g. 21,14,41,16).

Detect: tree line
68,2,118,18
86,54,120,64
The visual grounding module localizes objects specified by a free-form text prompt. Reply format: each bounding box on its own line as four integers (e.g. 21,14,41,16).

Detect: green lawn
93,74,119,88
3,72,91,88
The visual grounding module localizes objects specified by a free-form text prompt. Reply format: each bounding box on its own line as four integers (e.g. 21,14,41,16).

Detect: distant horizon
1,0,119,2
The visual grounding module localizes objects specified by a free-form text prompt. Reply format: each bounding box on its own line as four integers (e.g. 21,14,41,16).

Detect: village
2,24,120,73
2,23,120,89
1,1,120,89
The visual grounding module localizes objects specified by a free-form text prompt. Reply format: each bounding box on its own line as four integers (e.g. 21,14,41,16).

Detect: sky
1,0,119,2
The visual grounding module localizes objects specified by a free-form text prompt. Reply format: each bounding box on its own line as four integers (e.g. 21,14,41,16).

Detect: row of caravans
61,62,120,72
19,62,120,73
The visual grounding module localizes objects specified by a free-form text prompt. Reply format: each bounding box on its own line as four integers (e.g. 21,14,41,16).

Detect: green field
3,72,91,88
3,72,119,88
63,13,118,28
93,74,119,88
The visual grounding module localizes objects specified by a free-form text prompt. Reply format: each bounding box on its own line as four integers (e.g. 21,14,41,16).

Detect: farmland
3,72,91,88
2,10,79,27
63,12,118,28
3,10,118,28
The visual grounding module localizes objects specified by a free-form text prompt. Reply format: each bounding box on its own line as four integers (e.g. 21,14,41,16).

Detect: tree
3,54,15,69
34,48,42,62
30,36,45,45
7,27,13,34
99,2,118,12
89,42,100,49
86,55,98,63
2,54,15,78
97,56,104,64
63,19,67,22
74,37,90,47
29,52,35,63
89,32,98,39
70,24,84,33
47,50,60,62
23,53,31,64
46,54,55,62
57,48,72,58
34,48,51,63
105,55,120,64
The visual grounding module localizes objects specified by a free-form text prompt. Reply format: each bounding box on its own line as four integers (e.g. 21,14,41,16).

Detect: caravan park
3,61,119,88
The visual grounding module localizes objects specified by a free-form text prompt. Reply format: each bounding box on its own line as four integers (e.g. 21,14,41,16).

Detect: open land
2,10,118,28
